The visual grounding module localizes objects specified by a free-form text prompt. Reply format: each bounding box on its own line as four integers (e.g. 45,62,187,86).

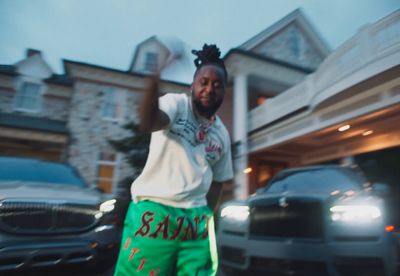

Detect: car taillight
385,225,395,232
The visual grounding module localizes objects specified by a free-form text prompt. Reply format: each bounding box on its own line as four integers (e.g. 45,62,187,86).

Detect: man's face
191,65,226,118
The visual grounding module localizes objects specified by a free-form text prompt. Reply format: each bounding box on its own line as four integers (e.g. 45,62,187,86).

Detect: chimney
26,49,42,58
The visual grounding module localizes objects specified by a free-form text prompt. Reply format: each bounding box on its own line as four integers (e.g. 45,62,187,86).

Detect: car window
0,158,86,187
265,168,364,194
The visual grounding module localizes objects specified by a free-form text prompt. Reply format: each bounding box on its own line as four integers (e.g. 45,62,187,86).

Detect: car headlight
99,199,117,213
330,204,381,222
220,205,249,221
95,199,117,219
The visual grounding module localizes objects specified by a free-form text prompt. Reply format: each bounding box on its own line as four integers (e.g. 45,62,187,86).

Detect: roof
129,35,195,84
45,74,73,86
0,113,68,134
63,59,190,88
0,65,17,76
224,48,315,74
239,8,330,56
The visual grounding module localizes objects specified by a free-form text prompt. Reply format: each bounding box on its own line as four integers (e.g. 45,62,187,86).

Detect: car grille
220,246,246,265
249,198,324,239
251,257,328,275
0,200,99,234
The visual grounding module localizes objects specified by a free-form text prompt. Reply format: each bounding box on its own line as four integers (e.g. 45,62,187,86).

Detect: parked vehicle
217,165,398,276
0,156,121,273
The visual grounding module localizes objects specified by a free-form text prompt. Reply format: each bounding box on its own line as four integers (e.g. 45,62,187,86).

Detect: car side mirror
372,182,390,196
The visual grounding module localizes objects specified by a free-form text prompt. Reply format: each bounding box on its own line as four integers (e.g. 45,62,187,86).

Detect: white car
217,165,399,276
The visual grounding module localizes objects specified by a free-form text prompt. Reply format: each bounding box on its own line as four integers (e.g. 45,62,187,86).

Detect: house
0,49,72,161
1,9,398,200
223,9,400,199
0,38,191,194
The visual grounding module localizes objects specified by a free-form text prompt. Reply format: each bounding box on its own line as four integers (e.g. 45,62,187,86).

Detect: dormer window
14,81,42,112
143,52,158,72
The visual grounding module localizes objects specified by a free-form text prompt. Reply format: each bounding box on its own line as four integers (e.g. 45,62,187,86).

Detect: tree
108,121,150,222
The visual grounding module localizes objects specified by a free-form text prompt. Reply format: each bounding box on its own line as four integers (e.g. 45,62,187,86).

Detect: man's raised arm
139,75,170,132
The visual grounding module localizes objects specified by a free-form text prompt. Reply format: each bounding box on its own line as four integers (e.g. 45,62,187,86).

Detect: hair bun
192,44,221,68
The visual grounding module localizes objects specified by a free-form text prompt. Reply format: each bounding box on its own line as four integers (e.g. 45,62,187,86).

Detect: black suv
218,165,398,276
0,156,121,273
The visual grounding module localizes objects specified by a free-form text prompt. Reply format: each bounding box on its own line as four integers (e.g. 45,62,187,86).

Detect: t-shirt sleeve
212,134,234,182
159,93,181,125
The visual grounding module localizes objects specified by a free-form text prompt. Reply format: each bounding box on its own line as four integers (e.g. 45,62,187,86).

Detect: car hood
0,181,103,205
249,191,330,203
248,190,375,206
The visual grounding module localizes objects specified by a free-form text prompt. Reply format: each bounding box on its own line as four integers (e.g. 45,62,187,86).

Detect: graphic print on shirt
168,116,223,164
169,118,198,147
205,139,222,162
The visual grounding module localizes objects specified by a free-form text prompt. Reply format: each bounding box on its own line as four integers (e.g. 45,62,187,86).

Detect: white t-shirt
131,93,234,208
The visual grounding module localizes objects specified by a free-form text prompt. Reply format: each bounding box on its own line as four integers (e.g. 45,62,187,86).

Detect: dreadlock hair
191,44,228,82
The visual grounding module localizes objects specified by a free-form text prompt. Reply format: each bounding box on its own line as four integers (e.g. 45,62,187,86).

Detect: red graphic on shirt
123,237,132,249
169,216,185,240
205,140,222,154
128,248,140,261
181,216,200,241
149,214,170,239
135,211,155,237
137,258,146,271
150,268,160,276
134,211,210,240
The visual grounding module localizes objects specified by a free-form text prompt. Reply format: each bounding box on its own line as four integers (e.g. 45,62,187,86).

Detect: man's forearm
207,181,224,212
139,76,169,132
139,76,160,132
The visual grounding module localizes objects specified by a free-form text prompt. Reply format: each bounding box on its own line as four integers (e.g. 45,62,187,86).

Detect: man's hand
138,53,181,133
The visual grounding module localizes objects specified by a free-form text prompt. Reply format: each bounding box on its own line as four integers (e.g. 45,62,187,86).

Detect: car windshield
0,157,87,187
265,167,366,194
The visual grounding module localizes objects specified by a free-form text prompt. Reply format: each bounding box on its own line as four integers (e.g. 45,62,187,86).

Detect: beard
192,96,223,118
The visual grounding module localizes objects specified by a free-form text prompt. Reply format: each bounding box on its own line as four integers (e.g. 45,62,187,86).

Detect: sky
0,0,399,74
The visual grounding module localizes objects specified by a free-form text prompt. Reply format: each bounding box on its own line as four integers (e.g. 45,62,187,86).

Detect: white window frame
100,88,125,122
143,52,158,73
13,76,45,113
95,151,121,194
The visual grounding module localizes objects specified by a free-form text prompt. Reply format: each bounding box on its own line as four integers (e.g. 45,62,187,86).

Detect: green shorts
114,200,218,276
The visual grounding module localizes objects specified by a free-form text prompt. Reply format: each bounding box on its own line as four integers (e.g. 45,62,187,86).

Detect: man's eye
214,82,222,88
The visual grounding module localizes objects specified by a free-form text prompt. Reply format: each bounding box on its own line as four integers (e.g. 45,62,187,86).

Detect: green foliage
108,121,150,191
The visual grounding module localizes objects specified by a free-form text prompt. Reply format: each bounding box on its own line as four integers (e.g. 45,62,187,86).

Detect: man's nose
205,84,215,94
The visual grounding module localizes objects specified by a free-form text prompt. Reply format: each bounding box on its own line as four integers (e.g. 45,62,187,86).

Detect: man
114,44,233,276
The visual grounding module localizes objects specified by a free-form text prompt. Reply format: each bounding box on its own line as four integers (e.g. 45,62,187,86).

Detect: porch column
233,74,249,199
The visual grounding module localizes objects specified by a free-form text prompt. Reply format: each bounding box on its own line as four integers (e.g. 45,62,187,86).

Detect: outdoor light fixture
221,205,249,221
362,130,373,136
338,125,350,132
243,167,252,174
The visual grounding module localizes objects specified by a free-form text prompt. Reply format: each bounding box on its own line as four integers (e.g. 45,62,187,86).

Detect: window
144,52,158,72
101,88,123,120
96,152,117,193
289,28,301,58
14,82,42,112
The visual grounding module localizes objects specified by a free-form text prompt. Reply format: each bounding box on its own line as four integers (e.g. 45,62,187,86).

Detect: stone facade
64,62,189,192
67,79,141,187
